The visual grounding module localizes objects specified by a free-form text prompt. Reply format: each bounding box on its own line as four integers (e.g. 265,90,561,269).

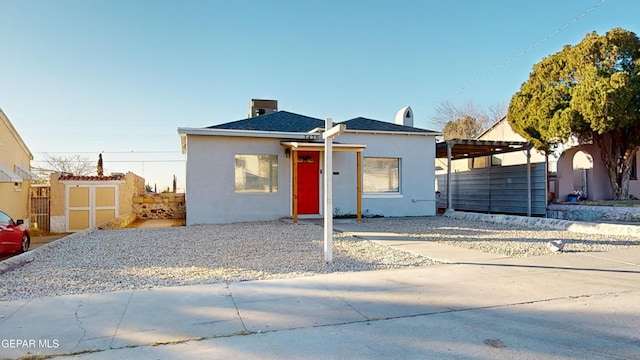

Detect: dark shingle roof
207,111,437,134
208,111,325,133
339,117,436,133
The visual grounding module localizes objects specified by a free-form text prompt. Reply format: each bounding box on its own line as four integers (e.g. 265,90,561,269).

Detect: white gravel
3,216,638,301
359,217,640,257
0,221,437,301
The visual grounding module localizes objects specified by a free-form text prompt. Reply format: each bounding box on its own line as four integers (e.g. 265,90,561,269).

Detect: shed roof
436,139,532,160
58,174,125,181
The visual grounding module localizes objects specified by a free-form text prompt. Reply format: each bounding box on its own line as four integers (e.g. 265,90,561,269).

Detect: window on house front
631,154,637,180
363,157,400,193
234,154,278,193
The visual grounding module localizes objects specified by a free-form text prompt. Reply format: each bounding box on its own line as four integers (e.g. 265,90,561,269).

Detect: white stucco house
178,101,440,225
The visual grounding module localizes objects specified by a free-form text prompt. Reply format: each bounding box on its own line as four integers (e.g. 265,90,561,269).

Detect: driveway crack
110,290,135,349
225,282,251,334
74,301,87,347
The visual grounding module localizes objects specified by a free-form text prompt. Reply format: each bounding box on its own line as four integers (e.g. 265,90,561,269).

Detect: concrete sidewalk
1,220,639,359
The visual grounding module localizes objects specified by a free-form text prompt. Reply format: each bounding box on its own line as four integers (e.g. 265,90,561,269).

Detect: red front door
296,151,320,214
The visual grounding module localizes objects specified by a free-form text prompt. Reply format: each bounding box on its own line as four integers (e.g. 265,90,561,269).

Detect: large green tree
508,28,640,199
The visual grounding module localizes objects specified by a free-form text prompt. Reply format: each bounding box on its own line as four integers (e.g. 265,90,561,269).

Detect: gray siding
437,163,547,216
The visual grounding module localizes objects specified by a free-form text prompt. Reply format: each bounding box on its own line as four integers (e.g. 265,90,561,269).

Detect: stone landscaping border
444,210,640,238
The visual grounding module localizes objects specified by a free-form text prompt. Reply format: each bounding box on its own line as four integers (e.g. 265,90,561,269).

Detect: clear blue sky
1,0,638,191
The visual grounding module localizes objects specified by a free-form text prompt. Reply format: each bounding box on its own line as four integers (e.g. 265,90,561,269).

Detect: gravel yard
3,216,639,301
359,216,640,257
0,221,436,301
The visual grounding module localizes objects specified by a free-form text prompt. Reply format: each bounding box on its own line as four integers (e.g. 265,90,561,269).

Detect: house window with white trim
234,155,278,193
363,157,400,193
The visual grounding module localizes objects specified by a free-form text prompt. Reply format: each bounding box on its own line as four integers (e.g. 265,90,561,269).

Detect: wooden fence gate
30,186,51,233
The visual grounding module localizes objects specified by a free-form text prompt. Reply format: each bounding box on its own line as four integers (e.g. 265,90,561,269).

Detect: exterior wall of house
184,132,438,225
332,132,437,217
0,111,34,224
184,135,292,225
556,144,640,201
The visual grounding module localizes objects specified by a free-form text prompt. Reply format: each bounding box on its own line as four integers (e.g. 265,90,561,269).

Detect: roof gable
338,117,437,134
0,109,34,160
208,111,325,133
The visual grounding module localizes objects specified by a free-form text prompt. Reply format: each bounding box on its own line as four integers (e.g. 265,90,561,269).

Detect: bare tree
43,153,94,176
430,100,489,130
488,102,508,124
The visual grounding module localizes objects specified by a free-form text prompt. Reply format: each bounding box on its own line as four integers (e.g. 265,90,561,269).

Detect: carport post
527,146,532,217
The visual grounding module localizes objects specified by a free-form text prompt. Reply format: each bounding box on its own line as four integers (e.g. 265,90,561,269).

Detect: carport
436,139,537,216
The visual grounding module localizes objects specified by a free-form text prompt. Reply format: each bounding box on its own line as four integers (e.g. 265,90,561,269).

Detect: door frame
292,150,321,219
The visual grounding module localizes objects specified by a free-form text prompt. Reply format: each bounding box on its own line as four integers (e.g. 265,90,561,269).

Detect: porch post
292,150,298,223
356,151,362,222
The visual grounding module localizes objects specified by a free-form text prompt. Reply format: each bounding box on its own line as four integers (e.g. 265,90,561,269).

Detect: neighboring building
0,109,39,226
442,116,640,202
49,171,145,232
178,101,440,225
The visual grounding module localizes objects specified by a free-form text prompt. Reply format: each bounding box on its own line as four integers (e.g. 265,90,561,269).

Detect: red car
0,210,30,255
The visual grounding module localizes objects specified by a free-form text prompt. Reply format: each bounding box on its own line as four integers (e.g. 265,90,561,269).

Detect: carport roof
436,139,532,160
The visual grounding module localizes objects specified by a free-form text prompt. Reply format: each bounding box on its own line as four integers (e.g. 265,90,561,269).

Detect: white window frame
234,154,279,193
363,157,401,197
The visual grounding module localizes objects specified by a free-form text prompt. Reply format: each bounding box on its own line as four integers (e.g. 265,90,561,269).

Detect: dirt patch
126,219,186,228
30,234,71,248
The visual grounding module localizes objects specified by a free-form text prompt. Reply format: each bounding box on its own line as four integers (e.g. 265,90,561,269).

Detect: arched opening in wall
572,150,593,200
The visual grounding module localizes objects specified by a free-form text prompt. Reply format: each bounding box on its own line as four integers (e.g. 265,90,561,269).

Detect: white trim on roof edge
177,127,321,139
177,127,322,154
344,129,441,136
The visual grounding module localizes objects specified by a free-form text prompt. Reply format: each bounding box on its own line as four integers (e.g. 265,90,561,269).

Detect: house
0,109,39,226
178,100,440,225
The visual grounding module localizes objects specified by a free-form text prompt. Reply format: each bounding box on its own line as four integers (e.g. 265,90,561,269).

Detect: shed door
297,152,320,214
67,185,118,231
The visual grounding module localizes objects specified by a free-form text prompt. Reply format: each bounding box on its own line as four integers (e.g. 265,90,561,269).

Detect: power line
35,151,182,154
454,0,606,94
32,160,185,163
